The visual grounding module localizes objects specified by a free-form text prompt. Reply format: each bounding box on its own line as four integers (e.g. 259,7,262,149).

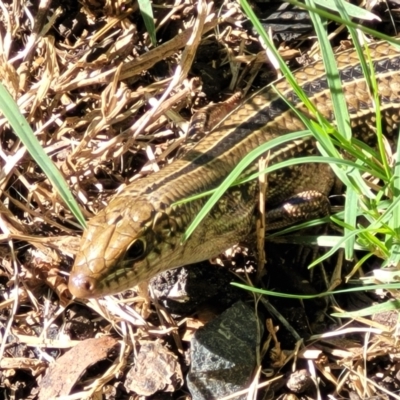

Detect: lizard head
68,184,255,298
68,196,185,298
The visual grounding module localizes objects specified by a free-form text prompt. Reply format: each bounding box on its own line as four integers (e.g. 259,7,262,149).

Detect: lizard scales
69,41,400,298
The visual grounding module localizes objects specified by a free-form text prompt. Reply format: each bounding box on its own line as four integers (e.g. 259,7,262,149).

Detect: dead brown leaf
38,336,119,400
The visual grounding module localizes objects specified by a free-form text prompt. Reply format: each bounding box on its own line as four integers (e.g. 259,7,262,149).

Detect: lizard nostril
68,273,98,299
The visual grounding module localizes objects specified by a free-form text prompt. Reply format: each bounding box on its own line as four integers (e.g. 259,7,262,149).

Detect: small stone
187,301,263,400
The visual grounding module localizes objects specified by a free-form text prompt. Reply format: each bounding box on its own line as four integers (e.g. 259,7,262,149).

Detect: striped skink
69,41,400,298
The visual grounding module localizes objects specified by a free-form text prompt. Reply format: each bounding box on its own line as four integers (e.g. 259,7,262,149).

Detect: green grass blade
331,300,400,318
385,129,400,267
308,0,359,259
240,0,318,114
314,0,380,21
232,281,400,299
180,130,312,241
138,0,157,47
0,84,86,228
175,154,375,207
343,188,358,259
307,0,351,140
287,0,400,47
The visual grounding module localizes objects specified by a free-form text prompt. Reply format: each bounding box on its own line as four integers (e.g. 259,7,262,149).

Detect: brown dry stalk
54,18,222,93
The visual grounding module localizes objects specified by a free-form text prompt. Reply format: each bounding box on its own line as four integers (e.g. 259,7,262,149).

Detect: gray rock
187,301,262,400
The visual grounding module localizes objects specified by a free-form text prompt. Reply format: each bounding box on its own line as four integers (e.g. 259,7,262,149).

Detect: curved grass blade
179,130,312,241
232,281,400,299
287,0,400,47
0,83,86,228
314,0,380,21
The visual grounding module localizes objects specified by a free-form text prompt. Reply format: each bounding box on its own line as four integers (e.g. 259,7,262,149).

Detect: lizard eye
126,239,146,260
